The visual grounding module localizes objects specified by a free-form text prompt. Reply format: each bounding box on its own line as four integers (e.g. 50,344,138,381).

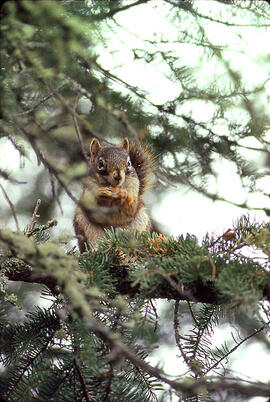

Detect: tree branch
1,231,270,304
1,228,270,399
93,0,151,21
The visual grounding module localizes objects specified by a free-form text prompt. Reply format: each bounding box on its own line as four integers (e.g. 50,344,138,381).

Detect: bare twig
41,78,99,140
26,198,41,235
150,299,159,332
0,183,20,231
104,363,114,401
0,168,27,185
7,135,27,158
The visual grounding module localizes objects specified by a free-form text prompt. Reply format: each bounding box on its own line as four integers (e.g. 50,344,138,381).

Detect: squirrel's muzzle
110,169,125,186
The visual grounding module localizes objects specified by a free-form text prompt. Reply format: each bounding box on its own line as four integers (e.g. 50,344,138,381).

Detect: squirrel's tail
129,141,154,195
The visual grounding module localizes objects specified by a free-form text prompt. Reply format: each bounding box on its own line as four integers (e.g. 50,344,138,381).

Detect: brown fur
73,138,153,252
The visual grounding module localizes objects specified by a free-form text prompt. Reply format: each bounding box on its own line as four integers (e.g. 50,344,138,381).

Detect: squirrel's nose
113,171,121,181
112,170,124,185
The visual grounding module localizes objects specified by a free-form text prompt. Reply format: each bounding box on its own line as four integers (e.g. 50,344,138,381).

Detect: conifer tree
1,1,270,401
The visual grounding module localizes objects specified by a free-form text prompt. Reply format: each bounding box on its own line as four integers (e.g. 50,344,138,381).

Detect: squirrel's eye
127,159,132,168
98,159,105,169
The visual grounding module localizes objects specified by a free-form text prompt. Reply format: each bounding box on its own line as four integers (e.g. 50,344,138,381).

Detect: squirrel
73,137,153,252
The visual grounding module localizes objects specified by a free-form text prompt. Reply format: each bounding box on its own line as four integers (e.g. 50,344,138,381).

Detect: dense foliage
1,1,270,401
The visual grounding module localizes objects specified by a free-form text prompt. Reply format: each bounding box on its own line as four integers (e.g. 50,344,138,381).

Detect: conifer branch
174,301,192,370
1,227,270,304
187,301,199,326
5,330,55,400
74,315,270,399
204,323,269,376
16,83,66,115
1,227,270,399
0,255,222,303
93,0,151,21
46,364,74,400
74,359,96,402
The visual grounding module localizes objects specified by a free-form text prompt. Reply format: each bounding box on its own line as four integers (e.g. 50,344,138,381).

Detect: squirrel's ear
90,138,101,160
122,137,129,153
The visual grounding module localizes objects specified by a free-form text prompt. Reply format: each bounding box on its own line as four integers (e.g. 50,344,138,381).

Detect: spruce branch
134,365,159,402
1,228,270,399
25,219,58,239
93,0,151,21
1,228,270,304
66,315,270,399
187,302,199,327
204,323,268,376
174,301,192,370
16,83,67,116
5,326,56,400
45,363,74,400
74,359,97,402
0,229,81,296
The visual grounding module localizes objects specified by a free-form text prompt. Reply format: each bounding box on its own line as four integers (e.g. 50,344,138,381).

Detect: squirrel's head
90,138,135,187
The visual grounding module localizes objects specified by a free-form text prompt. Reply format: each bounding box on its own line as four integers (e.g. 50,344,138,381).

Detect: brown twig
0,168,26,185
150,299,159,332
157,268,197,302
0,183,20,231
104,363,113,401
94,0,151,20
187,301,199,327
26,199,41,235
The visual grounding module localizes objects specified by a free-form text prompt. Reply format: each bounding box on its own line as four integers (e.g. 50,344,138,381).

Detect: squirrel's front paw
98,187,128,207
99,187,127,199
98,187,114,198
